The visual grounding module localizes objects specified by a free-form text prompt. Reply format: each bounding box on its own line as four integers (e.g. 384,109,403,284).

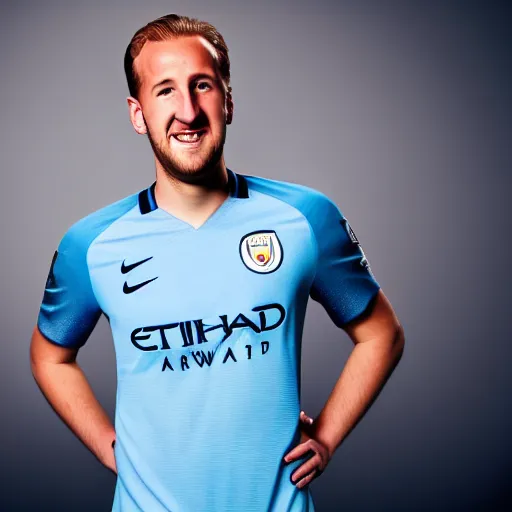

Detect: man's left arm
285,289,404,488
311,288,404,455
281,189,405,488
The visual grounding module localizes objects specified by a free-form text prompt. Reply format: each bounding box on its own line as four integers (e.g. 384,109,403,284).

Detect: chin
157,141,224,183
164,160,216,183
178,150,222,174
174,158,210,175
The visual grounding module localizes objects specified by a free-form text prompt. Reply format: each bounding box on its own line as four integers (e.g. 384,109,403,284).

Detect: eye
158,87,173,97
196,81,212,92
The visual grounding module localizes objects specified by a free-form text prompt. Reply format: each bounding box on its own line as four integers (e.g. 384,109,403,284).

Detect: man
30,13,404,512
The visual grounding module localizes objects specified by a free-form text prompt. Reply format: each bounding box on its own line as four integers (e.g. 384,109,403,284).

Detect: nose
175,88,199,125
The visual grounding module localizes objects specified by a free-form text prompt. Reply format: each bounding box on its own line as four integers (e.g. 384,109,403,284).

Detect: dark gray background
1,0,510,510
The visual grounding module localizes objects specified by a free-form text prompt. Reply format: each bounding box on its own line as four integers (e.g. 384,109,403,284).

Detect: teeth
175,132,200,142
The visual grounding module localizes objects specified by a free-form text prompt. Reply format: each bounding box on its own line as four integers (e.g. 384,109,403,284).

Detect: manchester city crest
239,230,283,273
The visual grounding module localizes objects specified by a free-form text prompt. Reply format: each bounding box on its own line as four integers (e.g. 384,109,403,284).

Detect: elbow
30,350,44,384
392,324,405,361
29,332,40,376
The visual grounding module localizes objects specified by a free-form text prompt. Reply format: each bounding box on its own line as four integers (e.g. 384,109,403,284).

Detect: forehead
134,36,218,86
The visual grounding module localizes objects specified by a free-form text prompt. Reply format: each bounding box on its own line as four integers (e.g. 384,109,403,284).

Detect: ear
225,88,233,125
127,96,147,134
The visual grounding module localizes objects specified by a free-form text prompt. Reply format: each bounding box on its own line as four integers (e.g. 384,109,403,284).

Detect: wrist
311,421,337,458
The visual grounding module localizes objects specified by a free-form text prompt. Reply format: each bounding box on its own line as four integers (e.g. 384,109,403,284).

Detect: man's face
129,36,232,182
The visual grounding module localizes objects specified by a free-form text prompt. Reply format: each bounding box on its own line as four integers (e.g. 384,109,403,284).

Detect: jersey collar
138,168,248,215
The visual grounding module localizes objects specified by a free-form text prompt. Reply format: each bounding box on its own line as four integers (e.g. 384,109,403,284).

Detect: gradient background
1,1,510,510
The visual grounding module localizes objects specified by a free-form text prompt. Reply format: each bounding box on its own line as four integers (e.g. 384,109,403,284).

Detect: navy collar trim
138,169,248,215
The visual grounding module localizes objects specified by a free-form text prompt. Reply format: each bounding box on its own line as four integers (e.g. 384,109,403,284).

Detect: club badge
239,230,283,274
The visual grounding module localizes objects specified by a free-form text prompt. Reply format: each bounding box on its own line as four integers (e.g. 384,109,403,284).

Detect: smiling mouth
171,130,206,143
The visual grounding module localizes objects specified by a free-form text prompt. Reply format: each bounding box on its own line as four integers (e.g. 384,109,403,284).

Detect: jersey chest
87,202,317,330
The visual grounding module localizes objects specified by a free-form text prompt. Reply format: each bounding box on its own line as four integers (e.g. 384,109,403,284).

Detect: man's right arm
30,325,117,474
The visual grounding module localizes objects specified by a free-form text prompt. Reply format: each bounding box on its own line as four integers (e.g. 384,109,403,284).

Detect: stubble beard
146,124,226,184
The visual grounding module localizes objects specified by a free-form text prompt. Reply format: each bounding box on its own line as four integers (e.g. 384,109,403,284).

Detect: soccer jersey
37,169,381,512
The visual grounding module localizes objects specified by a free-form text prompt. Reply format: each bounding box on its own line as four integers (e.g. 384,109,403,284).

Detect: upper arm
303,193,404,345
342,289,404,346
36,224,102,350
30,324,79,366
306,191,382,328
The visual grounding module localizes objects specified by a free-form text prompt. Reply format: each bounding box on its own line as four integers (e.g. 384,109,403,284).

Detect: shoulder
58,191,140,255
243,174,343,222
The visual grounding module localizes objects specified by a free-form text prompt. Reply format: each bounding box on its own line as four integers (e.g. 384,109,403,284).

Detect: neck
153,157,230,220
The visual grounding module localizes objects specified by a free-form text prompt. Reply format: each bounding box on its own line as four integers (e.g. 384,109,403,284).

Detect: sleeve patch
46,250,58,288
341,219,373,274
340,219,359,244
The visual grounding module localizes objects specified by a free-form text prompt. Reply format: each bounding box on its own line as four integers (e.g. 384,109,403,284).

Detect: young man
30,14,404,512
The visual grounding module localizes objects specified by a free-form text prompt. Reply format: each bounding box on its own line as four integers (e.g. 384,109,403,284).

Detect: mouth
170,129,207,145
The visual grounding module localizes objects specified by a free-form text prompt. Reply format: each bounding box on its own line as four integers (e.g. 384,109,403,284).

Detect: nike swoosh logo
121,256,153,274
123,277,158,294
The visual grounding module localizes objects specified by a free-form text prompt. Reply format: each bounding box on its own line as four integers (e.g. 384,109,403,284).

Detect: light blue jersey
38,169,380,512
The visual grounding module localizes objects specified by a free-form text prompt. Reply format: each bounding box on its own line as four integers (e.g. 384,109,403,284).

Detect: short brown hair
124,13,231,100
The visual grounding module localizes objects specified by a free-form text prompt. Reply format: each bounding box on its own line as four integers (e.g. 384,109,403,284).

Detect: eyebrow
151,73,218,94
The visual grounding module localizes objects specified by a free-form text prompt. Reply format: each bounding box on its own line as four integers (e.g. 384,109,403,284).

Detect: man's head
124,14,233,183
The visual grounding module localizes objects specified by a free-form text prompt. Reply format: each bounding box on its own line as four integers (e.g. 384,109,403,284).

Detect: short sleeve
308,194,381,328
37,225,102,348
